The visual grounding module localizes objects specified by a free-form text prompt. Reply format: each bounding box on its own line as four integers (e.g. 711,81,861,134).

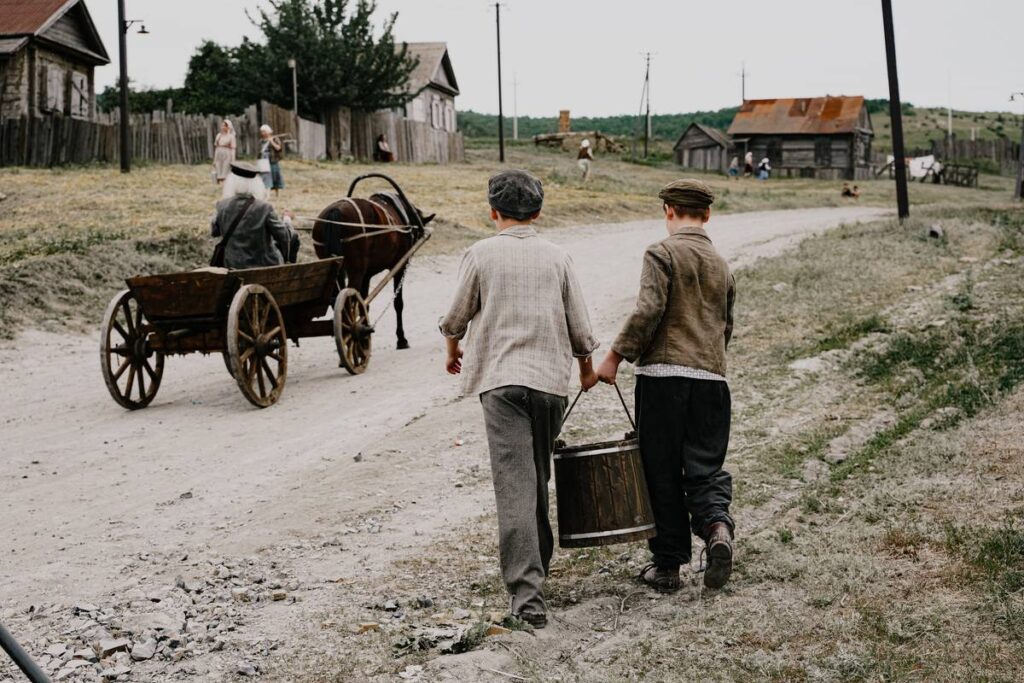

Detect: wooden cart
99,256,369,409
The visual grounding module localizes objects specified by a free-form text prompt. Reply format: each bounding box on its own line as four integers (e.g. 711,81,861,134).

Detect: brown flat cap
658,178,714,209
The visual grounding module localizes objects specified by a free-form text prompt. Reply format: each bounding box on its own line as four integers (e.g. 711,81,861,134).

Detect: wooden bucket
553,387,656,548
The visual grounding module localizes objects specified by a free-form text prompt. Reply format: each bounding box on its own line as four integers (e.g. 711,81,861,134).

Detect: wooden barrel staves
554,427,656,548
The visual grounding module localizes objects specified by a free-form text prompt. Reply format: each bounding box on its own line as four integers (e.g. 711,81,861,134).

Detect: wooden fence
348,109,464,164
930,137,1020,175
0,100,463,167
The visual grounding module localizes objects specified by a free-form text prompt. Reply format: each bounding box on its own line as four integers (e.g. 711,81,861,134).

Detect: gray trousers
480,385,567,616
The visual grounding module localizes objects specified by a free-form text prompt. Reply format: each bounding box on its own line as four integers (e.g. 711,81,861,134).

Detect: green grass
945,514,1024,640
789,314,890,360
765,423,848,479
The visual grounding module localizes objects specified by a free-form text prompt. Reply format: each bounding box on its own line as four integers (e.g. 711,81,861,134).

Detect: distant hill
457,108,739,140
460,100,1021,155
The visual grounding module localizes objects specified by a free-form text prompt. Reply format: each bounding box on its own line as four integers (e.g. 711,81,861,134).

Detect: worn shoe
639,563,681,593
703,522,734,589
514,611,547,629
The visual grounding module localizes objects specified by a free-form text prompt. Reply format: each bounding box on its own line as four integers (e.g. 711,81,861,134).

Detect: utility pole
881,0,909,221
641,52,652,158
512,74,518,140
117,0,130,173
740,61,747,102
116,1,147,173
494,2,505,162
1011,92,1024,200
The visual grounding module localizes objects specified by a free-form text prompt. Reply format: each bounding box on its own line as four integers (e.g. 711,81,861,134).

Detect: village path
0,206,887,620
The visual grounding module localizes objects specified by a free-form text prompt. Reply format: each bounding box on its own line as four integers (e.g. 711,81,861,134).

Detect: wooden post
117,0,130,173
495,2,505,163
881,0,909,220
1013,93,1024,200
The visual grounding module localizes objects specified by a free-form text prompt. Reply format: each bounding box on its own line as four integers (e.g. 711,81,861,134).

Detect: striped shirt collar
498,225,537,239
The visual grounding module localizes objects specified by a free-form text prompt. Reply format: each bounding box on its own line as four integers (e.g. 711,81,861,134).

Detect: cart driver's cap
230,161,260,178
488,169,544,221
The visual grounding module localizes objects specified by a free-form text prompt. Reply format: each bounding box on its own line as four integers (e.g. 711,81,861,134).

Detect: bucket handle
563,383,637,432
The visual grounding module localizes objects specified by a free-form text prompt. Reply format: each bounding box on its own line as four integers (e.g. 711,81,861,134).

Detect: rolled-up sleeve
438,250,480,339
611,244,672,362
562,254,599,357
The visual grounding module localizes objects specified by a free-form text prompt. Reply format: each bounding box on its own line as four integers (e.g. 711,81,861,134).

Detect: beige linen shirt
439,225,599,397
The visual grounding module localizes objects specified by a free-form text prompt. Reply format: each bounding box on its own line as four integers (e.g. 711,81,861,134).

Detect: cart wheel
227,284,288,408
100,289,164,410
222,351,234,378
334,288,372,375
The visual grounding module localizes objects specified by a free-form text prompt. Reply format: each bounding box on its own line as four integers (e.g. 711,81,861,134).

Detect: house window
40,63,66,113
444,102,455,132
766,137,782,165
70,71,89,119
431,97,442,129
412,98,426,122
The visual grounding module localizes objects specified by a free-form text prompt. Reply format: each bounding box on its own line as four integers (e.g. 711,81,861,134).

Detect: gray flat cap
488,170,544,220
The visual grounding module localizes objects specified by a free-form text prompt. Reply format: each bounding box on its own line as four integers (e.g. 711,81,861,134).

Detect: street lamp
287,58,298,116
1011,92,1024,200
117,0,148,173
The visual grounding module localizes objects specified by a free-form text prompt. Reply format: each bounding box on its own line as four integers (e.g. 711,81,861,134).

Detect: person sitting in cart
211,162,299,269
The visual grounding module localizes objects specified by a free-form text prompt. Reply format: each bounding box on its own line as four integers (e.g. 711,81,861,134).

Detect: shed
0,0,110,121
673,122,731,173
727,96,874,180
400,42,459,133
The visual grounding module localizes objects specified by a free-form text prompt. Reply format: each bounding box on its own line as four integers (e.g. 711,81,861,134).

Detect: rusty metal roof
727,96,869,136
0,0,77,36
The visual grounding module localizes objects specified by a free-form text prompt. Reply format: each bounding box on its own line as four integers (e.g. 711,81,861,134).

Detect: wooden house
0,0,110,121
673,122,731,173
399,42,459,133
727,96,873,180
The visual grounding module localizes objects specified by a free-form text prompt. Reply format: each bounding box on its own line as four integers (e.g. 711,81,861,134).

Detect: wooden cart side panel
126,271,237,321
233,258,343,309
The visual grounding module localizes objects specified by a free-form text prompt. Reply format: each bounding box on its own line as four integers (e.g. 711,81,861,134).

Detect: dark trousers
636,375,733,569
480,386,567,616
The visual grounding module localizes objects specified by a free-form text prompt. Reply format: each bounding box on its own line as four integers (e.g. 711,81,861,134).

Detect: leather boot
703,522,734,589
639,563,681,593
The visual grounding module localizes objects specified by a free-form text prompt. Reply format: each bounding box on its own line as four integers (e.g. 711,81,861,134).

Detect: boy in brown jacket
596,179,735,591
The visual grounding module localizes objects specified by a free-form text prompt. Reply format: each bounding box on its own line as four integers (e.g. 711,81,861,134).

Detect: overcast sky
89,0,1022,117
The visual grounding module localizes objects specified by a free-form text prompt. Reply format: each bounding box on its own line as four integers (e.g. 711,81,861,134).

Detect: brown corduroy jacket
612,225,735,376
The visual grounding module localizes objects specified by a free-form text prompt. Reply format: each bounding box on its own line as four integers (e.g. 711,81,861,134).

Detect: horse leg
393,266,409,350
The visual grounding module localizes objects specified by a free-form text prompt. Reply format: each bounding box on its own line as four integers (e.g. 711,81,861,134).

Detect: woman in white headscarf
577,138,594,181
213,119,237,184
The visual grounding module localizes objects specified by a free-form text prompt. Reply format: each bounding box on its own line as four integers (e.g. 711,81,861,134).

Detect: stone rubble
0,551,298,681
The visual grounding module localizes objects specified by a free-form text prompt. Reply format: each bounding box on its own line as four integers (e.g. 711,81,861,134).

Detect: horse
312,192,434,350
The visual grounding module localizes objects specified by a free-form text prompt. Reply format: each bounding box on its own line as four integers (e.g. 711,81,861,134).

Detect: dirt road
0,206,887,679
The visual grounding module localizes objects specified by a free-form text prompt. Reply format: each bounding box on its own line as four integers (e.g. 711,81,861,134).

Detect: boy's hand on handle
596,350,623,385
578,356,598,392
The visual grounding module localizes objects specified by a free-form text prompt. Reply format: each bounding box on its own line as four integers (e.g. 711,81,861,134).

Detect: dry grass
0,144,1015,338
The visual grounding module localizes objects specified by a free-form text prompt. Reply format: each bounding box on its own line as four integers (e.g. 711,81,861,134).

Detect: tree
96,85,184,114
181,41,254,116
177,0,419,117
